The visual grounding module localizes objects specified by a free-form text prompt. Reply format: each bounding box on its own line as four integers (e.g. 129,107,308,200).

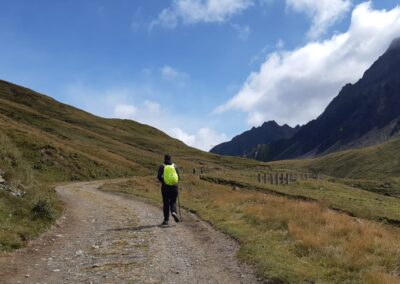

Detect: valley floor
0,180,256,284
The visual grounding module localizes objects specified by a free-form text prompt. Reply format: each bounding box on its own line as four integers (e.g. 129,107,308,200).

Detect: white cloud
112,100,164,126
114,104,137,118
64,84,136,117
232,24,251,40
286,0,351,38
150,0,349,33
151,0,254,29
169,127,228,151
160,65,189,85
217,2,400,126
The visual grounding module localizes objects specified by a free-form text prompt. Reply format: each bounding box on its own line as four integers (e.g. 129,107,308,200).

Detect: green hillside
272,138,400,197
0,80,261,181
0,79,260,249
1,79,400,283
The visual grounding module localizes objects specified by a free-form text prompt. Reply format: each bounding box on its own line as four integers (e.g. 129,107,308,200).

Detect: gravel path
0,180,258,283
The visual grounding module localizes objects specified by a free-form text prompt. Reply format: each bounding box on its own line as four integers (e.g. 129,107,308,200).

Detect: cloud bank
217,2,400,127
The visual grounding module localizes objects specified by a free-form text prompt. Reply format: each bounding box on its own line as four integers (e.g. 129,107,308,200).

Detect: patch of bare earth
0,181,258,283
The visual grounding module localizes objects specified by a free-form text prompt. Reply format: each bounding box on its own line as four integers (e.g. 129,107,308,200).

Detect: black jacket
157,162,180,190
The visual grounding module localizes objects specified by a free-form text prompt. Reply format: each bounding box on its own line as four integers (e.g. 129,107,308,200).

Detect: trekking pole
178,187,182,222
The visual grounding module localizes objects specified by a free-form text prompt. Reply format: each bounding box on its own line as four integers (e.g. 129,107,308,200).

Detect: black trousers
161,185,178,221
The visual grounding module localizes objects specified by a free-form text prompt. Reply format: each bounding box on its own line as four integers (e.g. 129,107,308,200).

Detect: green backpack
163,164,179,186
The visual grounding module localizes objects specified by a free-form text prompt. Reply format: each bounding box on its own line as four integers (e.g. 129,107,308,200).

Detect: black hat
164,154,171,163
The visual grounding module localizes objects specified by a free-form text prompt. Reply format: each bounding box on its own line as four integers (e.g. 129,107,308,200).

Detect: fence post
270,174,273,185
275,173,279,185
286,173,289,184
263,173,267,184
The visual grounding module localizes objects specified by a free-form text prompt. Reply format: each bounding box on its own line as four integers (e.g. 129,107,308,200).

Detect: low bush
31,199,55,220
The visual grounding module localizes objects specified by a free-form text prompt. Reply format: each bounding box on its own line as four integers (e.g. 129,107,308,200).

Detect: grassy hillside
0,79,261,250
0,132,61,250
1,79,400,282
274,138,400,178
271,138,400,197
0,80,261,182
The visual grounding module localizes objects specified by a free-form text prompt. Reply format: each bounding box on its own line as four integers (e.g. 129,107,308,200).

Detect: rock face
210,121,301,157
0,170,25,196
219,38,400,162
0,170,4,183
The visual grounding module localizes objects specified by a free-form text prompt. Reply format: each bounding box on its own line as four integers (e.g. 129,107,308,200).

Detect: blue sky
1,0,400,150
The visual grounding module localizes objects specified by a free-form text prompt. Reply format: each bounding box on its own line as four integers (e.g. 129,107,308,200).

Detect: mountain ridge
213,38,400,162
210,120,301,157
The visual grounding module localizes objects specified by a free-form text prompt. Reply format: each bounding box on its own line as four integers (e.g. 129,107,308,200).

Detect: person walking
157,154,180,226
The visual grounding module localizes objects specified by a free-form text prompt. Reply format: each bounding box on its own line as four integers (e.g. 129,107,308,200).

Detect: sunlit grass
0,132,61,251
101,176,400,283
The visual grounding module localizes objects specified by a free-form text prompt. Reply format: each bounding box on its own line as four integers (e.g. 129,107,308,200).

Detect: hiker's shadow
108,224,172,232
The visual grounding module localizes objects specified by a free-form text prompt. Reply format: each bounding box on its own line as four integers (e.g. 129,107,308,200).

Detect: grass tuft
31,199,55,220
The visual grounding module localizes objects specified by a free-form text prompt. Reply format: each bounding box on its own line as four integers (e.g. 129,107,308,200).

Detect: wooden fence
257,172,320,185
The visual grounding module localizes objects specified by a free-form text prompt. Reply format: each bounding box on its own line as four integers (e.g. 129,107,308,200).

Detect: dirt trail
0,180,258,283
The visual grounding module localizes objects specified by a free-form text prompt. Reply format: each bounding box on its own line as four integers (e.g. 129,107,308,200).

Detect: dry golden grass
236,193,400,282
102,176,400,283
364,271,400,284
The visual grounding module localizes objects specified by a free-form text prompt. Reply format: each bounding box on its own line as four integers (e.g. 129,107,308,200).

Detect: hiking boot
161,220,169,226
172,212,180,223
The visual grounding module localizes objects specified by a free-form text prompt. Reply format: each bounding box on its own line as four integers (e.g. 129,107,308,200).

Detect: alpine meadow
1,1,400,283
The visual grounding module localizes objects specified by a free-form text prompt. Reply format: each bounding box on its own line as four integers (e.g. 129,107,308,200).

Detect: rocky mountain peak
388,37,400,51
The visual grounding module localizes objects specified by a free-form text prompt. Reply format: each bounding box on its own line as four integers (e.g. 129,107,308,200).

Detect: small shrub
31,199,54,220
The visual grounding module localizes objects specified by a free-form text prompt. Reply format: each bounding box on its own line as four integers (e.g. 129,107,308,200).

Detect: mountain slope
229,38,400,162
0,80,263,184
210,121,300,157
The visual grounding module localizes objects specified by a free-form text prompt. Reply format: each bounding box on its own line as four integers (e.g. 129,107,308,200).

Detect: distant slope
210,121,300,157
274,137,400,180
238,38,400,162
269,136,400,198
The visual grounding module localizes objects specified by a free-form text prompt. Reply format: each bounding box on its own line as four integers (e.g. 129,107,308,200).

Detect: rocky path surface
0,180,258,283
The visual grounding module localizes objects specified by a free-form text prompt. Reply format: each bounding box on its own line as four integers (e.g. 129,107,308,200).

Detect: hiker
157,154,180,225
